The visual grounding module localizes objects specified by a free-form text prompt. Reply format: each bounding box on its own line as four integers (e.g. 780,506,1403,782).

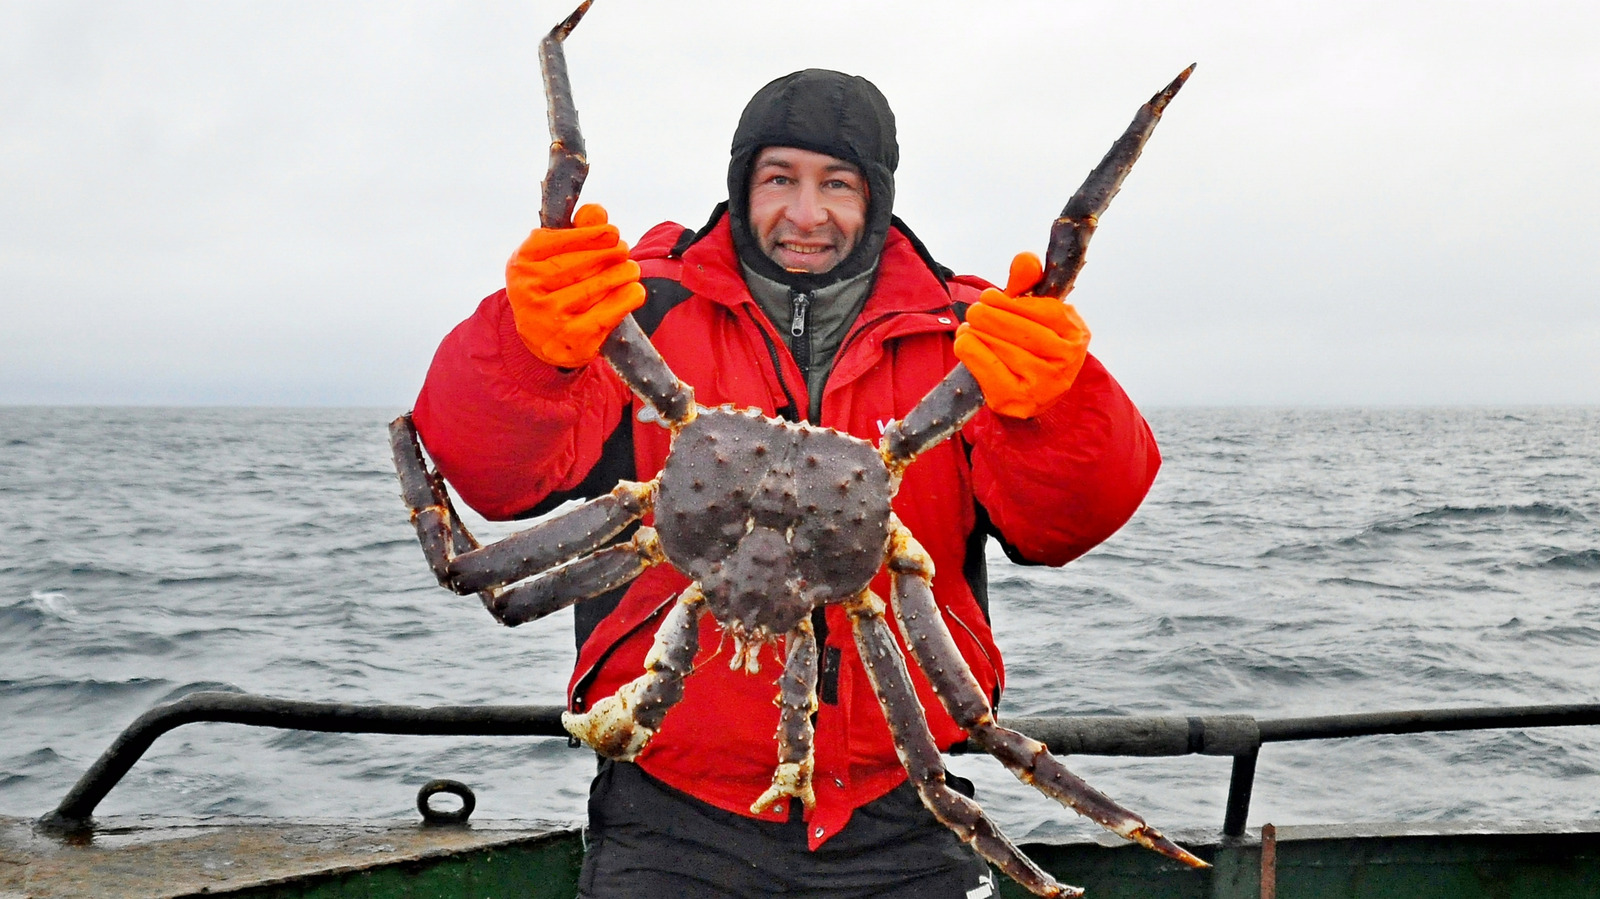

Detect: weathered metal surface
1010,821,1600,899
8,816,1598,899
1225,702,1600,836
416,780,475,826
976,714,1261,758
0,815,580,899
1259,822,1277,899
23,694,1600,896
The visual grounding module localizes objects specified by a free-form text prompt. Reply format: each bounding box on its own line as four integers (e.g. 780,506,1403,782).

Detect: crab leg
444,481,653,594
563,585,706,760
881,66,1193,470
538,1,592,231
487,527,665,626
885,524,1207,869
1034,65,1194,299
844,590,1081,899
536,1,696,430
390,414,483,584
751,617,820,815
392,412,653,595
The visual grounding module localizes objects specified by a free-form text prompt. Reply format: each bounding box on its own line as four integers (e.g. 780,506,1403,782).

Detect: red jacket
413,214,1160,848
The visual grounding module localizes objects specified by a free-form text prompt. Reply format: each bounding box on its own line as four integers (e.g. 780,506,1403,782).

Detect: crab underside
390,4,1199,896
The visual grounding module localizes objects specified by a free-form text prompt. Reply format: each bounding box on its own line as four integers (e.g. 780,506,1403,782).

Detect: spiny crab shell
654,406,893,669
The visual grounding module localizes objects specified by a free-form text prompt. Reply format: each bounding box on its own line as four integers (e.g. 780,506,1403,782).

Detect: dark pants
577,760,995,898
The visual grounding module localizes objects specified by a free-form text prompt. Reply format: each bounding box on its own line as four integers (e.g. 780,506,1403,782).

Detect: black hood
727,69,898,291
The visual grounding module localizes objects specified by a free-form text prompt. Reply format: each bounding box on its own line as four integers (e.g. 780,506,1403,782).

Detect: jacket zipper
789,290,812,389
789,291,811,337
745,308,803,422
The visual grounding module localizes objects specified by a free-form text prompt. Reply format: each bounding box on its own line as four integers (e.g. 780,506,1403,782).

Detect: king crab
390,3,1200,895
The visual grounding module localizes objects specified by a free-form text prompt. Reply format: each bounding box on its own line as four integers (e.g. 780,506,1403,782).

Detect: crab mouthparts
701,525,815,672
728,625,778,674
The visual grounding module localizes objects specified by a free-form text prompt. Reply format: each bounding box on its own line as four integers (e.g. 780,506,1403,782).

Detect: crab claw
750,757,817,815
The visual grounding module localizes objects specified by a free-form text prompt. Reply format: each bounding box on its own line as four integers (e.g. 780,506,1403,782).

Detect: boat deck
5,816,1599,898
0,815,580,899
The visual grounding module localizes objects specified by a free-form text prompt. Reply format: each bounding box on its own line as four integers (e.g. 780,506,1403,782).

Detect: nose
785,183,829,230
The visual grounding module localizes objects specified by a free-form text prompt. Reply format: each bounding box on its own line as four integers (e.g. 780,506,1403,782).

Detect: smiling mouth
779,242,833,258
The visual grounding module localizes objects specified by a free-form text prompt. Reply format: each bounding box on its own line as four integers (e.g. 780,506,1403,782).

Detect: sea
2,406,1597,844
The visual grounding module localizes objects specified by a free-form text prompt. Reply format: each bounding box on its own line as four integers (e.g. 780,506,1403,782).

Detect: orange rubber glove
505,203,647,368
953,252,1091,419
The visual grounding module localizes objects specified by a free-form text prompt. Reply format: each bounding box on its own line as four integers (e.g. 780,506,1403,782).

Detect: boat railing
35,691,1600,838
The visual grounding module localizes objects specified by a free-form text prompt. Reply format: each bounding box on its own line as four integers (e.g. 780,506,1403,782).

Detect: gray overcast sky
3,1,1597,406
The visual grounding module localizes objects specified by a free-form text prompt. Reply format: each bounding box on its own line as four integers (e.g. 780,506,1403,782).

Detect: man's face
746,146,869,274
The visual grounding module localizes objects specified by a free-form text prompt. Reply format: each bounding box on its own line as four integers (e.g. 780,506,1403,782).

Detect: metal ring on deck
417,779,476,824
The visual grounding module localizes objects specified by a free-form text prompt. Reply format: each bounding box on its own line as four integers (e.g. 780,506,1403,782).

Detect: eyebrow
753,157,862,176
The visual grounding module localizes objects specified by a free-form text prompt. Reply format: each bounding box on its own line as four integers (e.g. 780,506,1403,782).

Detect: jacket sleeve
963,352,1161,566
411,288,632,521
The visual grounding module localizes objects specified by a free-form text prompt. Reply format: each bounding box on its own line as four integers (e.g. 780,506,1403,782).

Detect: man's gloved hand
506,203,647,368
953,251,1091,419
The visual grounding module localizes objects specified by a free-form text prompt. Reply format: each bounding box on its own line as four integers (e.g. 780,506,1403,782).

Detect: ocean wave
41,560,147,583
264,730,359,752
0,676,176,717
20,590,80,622
326,537,417,557
1481,624,1600,647
1317,575,1409,591
153,570,280,587
157,681,245,702
1531,548,1600,570
1261,500,1592,562
1406,502,1587,524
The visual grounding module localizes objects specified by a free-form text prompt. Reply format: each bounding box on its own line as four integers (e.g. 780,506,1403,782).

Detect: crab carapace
390,3,1200,895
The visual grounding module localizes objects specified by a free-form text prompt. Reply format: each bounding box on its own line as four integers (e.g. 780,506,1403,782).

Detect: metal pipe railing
1227,703,1600,836
37,692,1600,839
38,692,566,833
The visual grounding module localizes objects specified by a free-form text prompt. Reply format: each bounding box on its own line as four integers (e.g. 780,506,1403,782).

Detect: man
414,69,1160,898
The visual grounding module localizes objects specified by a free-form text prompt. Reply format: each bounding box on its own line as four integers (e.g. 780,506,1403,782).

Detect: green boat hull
8,816,1596,898
1002,823,1600,898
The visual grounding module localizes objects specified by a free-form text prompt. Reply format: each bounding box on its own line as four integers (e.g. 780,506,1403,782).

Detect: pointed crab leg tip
1150,65,1195,111
1144,832,1210,868
550,0,593,41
